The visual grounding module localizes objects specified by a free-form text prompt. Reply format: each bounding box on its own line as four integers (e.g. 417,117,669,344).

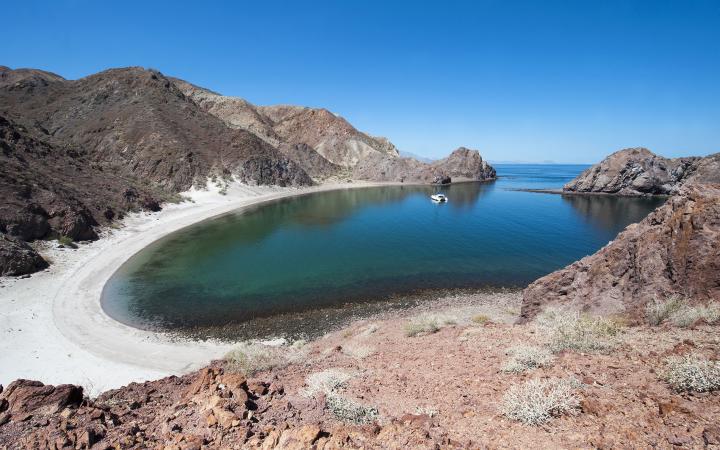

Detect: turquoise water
102,165,665,335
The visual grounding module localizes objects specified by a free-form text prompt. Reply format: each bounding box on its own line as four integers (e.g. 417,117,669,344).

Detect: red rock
521,184,720,322
1,380,83,416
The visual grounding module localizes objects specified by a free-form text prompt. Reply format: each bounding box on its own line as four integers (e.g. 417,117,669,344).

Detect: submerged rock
521,183,720,321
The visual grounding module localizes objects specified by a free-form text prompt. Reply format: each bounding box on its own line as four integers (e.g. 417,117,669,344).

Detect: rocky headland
521,183,720,322
562,147,720,196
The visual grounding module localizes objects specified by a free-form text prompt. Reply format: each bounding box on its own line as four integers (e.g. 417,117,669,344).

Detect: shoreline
0,180,413,395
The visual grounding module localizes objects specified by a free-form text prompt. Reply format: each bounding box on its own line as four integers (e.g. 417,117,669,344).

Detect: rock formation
353,147,496,183
521,183,720,322
563,147,719,196
0,234,48,276
0,364,449,449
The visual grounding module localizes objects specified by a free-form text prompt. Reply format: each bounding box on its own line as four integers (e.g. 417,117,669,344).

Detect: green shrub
58,235,77,248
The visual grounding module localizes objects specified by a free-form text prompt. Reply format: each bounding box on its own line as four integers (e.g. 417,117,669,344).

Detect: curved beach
0,181,385,395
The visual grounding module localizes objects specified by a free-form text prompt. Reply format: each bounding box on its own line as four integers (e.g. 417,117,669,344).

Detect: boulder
0,234,48,276
0,380,83,417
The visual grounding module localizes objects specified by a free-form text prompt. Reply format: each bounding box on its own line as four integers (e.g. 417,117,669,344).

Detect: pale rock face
563,147,718,196
521,183,720,322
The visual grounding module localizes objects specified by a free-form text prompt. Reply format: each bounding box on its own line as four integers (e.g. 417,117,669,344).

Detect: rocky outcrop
0,364,448,449
563,148,718,196
353,147,496,183
0,234,48,276
521,184,720,322
432,147,496,181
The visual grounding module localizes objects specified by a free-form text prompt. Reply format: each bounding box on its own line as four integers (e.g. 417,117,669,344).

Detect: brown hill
521,183,720,322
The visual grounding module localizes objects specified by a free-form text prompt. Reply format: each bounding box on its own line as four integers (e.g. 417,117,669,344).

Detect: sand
0,180,387,395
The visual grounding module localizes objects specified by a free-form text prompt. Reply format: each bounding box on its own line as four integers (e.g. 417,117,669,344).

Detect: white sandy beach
0,180,385,396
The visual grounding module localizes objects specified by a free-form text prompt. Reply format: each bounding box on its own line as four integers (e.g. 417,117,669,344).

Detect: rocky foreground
1,292,719,449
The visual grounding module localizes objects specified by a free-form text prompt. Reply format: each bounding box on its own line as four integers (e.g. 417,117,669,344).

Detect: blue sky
3,0,719,163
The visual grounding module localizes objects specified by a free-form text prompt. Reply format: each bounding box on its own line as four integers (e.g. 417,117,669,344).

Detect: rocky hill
0,66,312,192
172,77,496,184
563,147,719,196
0,65,495,276
521,183,720,322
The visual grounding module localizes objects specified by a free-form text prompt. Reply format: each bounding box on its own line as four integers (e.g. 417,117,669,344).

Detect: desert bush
501,377,581,425
645,296,684,326
502,345,554,373
472,314,491,324
404,314,456,337
303,369,352,397
661,355,720,392
342,343,375,359
359,323,380,336
536,308,622,353
326,392,379,424
302,369,379,424
224,342,285,375
670,303,720,327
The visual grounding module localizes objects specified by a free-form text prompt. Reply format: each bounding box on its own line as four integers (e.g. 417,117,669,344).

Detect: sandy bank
0,180,392,395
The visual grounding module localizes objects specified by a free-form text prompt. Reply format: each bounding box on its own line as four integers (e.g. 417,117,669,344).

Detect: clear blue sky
3,0,719,163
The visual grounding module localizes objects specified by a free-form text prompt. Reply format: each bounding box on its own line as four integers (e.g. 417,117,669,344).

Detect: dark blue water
102,165,665,335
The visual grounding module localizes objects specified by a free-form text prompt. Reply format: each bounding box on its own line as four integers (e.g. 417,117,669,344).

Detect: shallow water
102,165,665,335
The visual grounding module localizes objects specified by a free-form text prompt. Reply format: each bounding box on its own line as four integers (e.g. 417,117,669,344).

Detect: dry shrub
661,355,720,392
645,296,684,326
405,314,456,337
671,303,720,327
224,341,304,375
501,377,581,425
302,369,379,424
342,343,375,359
536,308,622,353
472,314,491,324
502,345,554,373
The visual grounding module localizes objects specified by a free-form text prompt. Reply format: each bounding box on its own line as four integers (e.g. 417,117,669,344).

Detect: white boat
431,193,448,202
